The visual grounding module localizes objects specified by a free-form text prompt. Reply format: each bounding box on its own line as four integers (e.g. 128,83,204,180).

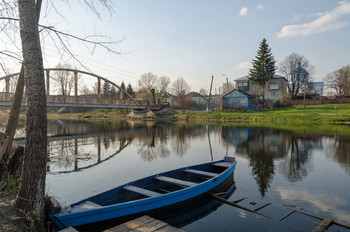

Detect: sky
2,0,350,94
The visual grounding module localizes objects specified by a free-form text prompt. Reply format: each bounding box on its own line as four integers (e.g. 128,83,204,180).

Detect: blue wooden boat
50,156,237,229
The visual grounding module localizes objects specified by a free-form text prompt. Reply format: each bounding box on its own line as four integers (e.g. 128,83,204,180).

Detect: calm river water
39,119,350,231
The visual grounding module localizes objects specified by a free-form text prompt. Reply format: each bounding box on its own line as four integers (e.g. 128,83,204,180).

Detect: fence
281,98,350,106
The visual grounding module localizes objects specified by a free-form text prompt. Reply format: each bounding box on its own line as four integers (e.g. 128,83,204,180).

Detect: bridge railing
0,92,156,108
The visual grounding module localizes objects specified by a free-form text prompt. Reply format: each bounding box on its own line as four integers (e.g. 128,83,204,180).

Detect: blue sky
20,1,350,93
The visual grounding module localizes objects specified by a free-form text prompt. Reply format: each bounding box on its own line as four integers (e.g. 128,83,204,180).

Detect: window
269,82,279,90
238,82,248,87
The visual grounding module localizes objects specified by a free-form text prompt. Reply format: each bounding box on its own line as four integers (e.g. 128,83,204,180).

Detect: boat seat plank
212,162,231,168
183,169,218,177
123,185,162,198
155,176,196,187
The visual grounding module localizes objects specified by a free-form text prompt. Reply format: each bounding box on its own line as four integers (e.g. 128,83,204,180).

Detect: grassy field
180,104,350,125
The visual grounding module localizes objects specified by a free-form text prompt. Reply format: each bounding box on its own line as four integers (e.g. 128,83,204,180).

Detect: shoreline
46,104,350,125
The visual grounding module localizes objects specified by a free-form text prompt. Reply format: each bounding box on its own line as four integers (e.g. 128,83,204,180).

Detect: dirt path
0,194,29,232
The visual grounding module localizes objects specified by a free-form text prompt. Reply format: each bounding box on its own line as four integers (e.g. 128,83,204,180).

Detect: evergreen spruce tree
249,38,276,103
127,83,135,97
102,81,111,97
120,81,126,99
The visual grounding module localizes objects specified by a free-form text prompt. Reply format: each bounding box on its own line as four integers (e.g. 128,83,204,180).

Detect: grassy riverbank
180,104,350,125
43,104,350,125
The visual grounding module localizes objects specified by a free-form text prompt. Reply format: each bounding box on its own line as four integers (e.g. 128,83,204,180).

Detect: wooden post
74,71,78,103
97,77,101,103
206,75,214,112
5,77,9,101
74,139,78,171
97,136,101,163
46,70,50,98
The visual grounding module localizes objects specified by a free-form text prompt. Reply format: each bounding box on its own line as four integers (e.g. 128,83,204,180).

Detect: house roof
235,75,249,81
293,66,309,76
223,88,253,98
234,74,287,82
186,91,205,98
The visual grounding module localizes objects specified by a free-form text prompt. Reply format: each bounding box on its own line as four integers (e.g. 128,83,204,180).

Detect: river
38,119,350,231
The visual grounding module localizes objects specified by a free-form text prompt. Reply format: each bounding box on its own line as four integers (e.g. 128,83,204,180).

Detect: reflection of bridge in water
15,122,144,174
48,138,131,175
0,68,160,110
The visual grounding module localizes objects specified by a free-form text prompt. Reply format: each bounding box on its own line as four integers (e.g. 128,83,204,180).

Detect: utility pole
303,74,306,109
207,75,214,112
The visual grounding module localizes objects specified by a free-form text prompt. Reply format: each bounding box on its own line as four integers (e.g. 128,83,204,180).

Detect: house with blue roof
221,89,254,110
292,63,324,98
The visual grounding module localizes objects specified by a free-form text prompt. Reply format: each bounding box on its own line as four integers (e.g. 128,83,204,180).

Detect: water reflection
325,135,350,175
41,121,350,181
221,126,350,196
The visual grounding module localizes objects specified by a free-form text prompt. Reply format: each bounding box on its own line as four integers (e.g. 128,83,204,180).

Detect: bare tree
199,88,208,97
81,84,93,95
171,77,190,97
279,52,315,99
325,65,350,95
220,81,234,95
51,63,78,96
158,76,171,94
138,72,158,93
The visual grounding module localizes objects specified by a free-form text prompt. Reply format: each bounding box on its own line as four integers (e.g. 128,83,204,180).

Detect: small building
221,89,254,110
135,92,175,108
155,92,175,108
234,74,288,101
186,91,208,105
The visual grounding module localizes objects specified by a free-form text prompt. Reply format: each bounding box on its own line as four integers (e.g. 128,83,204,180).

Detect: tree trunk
16,0,47,219
3,66,25,163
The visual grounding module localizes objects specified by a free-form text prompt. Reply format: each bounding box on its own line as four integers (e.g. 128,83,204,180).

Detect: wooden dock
59,216,184,232
211,192,350,232
103,216,184,232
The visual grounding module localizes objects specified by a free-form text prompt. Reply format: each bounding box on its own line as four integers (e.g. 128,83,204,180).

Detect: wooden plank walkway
211,192,350,232
103,215,184,232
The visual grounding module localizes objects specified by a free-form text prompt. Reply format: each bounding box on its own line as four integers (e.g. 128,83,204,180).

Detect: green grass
178,104,350,125
0,176,19,196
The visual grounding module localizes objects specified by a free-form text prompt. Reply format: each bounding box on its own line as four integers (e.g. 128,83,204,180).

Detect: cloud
277,187,350,223
292,14,302,21
234,61,251,70
277,0,350,38
257,4,264,10
239,7,248,16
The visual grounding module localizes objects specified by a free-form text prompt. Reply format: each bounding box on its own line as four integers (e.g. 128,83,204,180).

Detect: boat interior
69,159,233,213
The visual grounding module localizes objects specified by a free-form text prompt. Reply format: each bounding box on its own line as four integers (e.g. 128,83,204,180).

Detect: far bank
46,104,350,125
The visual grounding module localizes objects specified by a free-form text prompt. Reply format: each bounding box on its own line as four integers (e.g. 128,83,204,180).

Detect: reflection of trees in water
48,139,79,171
279,135,312,183
325,136,350,175
170,125,209,157
243,129,279,197
249,149,274,197
135,124,209,161
223,126,339,195
136,125,171,162
48,138,96,172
